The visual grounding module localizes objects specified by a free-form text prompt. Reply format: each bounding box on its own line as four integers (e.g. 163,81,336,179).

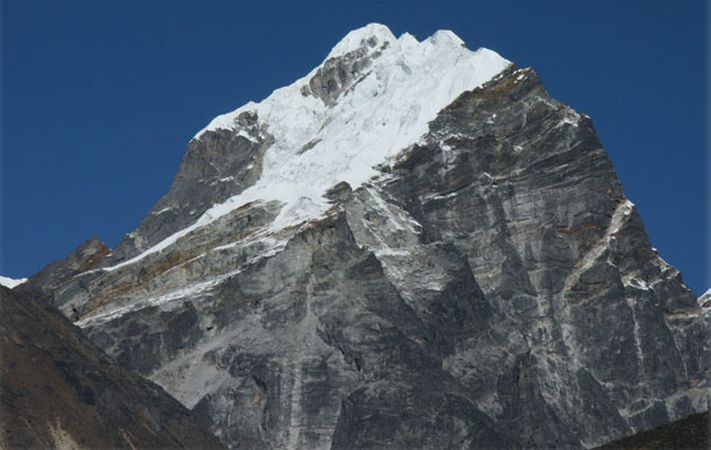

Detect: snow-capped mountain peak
102,24,509,270
107,25,510,270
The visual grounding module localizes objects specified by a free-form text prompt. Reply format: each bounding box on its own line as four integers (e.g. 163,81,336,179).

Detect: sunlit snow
0,275,27,289
105,23,510,271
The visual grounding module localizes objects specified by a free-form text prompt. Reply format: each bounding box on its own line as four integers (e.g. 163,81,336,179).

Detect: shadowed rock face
595,410,709,449
23,32,709,450
0,286,226,449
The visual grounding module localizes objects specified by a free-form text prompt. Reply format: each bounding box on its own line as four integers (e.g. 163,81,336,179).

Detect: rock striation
22,24,709,449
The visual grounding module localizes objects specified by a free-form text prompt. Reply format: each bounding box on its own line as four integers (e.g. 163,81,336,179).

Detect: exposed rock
302,34,389,106
700,289,711,308
0,286,226,449
17,237,110,315
109,110,274,263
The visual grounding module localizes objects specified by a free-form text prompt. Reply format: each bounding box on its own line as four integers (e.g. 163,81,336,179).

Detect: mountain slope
597,411,709,449
24,24,709,449
0,286,226,449
0,275,27,289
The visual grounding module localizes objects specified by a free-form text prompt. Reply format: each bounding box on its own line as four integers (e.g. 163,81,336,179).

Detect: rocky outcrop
0,285,226,449
301,35,389,106
18,237,110,303
22,25,709,449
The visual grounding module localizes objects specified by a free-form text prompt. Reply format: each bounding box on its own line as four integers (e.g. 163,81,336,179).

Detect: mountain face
0,286,226,449
21,24,709,449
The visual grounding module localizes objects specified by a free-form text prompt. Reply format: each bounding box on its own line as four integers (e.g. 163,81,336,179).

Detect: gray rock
17,237,110,318
110,110,274,263
302,35,389,106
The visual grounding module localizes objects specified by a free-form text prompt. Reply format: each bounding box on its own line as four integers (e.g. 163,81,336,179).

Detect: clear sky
1,0,708,294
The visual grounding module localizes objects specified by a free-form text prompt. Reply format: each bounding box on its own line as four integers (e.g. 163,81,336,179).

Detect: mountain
0,285,226,449
20,24,709,449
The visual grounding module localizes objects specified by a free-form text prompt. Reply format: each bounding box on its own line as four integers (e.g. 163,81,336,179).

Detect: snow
237,129,258,142
0,275,27,289
326,23,396,59
625,277,651,291
108,24,510,271
432,191,459,201
558,108,581,128
152,206,174,215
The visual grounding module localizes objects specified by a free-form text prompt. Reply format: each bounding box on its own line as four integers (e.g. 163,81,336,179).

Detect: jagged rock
18,237,110,298
17,237,111,319
23,24,709,449
109,110,274,263
0,286,226,449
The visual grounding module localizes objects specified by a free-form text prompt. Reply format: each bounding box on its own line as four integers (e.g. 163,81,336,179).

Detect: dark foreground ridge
0,286,225,449
598,411,710,450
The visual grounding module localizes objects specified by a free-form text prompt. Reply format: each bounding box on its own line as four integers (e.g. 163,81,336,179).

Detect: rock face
109,110,274,263
18,237,111,319
24,24,709,449
0,286,226,449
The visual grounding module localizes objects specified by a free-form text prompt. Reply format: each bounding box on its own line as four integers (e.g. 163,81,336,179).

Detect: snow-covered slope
106,24,510,270
699,288,711,306
0,275,27,289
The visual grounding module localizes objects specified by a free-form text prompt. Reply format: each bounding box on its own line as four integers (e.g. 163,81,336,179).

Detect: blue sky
1,0,708,294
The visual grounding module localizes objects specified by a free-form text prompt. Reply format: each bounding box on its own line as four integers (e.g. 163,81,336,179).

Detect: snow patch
237,129,258,142
558,108,581,128
0,275,27,289
625,277,651,291
152,206,175,215
699,288,711,306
